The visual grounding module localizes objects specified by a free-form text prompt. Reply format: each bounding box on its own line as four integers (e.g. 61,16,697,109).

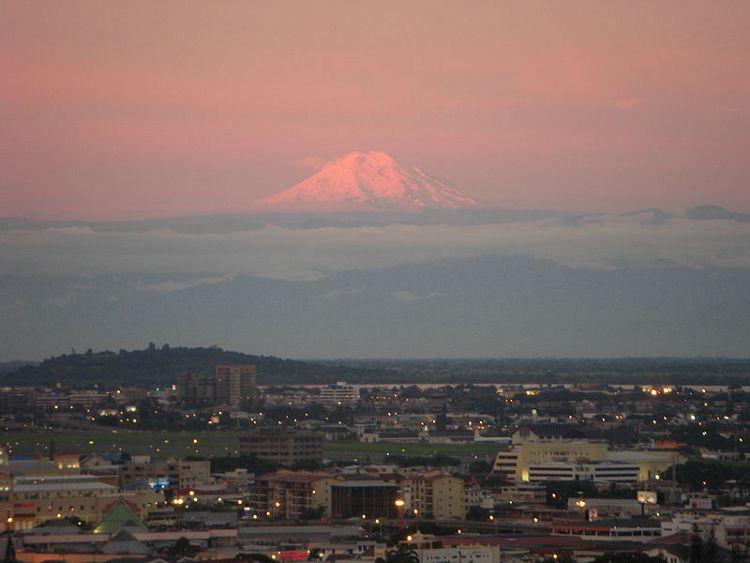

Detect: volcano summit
255,151,479,212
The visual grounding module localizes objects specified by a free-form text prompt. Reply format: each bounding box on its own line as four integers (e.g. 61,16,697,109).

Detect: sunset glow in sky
3,1,750,219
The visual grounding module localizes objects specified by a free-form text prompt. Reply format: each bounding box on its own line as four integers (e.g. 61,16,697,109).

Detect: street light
575,496,588,522
489,513,498,534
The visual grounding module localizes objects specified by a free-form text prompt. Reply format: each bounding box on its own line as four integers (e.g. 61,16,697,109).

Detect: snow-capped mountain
255,151,479,211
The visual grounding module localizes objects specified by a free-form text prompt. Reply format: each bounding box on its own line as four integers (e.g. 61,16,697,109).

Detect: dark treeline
0,344,391,388
2,345,749,388
323,356,750,385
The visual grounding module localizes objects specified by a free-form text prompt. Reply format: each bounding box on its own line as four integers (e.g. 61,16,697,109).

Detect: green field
2,430,501,463
323,440,501,462
2,429,240,458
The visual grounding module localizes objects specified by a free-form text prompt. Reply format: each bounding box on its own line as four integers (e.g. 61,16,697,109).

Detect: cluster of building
2,438,750,563
3,372,750,561
0,448,162,533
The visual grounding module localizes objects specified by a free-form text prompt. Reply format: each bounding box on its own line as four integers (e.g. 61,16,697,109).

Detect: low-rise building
239,431,323,464
10,474,162,529
0,387,35,414
493,424,682,482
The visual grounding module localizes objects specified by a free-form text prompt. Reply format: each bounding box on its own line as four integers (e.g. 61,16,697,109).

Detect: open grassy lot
322,440,501,462
1,429,240,458
1,430,501,463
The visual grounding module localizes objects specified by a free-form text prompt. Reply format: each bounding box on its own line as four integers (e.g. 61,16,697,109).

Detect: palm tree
376,545,420,563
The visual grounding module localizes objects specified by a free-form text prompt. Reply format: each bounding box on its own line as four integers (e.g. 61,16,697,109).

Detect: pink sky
2,1,750,220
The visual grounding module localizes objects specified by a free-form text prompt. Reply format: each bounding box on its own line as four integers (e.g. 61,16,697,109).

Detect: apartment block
319,382,359,407
239,431,323,465
400,470,467,519
248,470,340,519
215,364,257,408
119,456,211,490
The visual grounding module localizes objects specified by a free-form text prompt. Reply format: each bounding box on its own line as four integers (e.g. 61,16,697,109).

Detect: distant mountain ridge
1,345,390,388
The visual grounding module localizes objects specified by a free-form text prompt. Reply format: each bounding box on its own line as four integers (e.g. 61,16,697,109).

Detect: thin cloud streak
0,217,748,281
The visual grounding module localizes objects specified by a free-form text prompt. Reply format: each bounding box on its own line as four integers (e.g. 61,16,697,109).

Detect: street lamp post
394,498,405,522
575,496,587,522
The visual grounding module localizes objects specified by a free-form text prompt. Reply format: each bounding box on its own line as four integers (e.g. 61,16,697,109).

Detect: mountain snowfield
255,151,479,211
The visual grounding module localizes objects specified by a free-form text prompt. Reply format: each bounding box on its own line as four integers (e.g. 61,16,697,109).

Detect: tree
703,526,718,563
690,524,704,563
731,542,749,563
465,506,491,521
165,537,197,561
469,460,491,474
291,459,324,471
435,412,450,432
299,506,325,520
661,460,741,491
376,545,420,563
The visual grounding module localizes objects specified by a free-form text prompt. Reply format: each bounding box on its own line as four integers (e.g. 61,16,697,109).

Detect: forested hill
0,360,34,375
0,345,389,388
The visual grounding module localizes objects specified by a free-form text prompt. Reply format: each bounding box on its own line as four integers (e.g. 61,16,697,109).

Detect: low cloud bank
0,216,748,280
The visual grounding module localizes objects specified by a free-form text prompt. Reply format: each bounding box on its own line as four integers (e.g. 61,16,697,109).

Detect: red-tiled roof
256,471,336,484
